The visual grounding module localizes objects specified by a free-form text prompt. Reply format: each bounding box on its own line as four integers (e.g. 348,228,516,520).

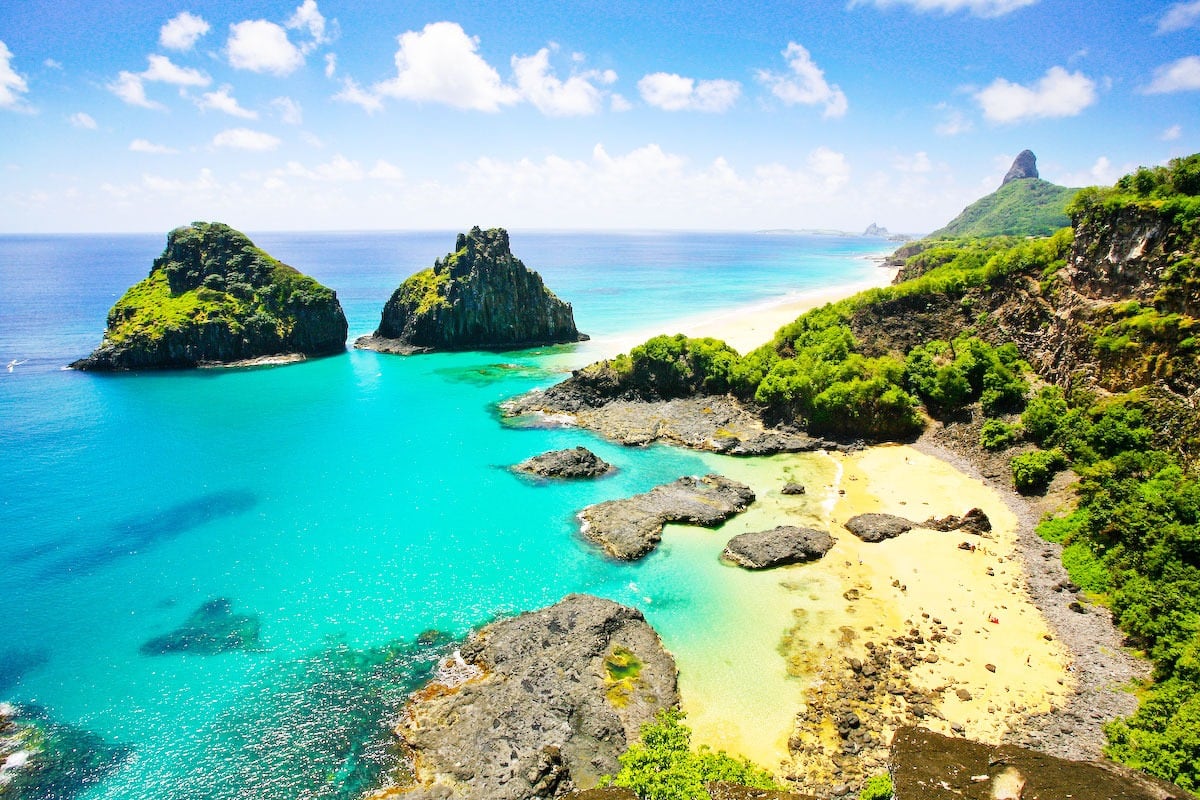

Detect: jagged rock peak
355,225,588,355
863,222,890,237
1001,149,1039,186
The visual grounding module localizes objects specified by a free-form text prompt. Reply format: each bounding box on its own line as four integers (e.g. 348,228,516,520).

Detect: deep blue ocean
0,230,890,799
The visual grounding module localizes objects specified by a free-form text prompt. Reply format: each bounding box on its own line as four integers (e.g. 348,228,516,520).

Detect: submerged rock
844,513,915,543
515,446,614,479
356,226,587,354
140,598,261,655
0,701,130,799
396,594,679,799
579,474,756,560
890,726,1189,799
722,526,834,569
72,221,347,370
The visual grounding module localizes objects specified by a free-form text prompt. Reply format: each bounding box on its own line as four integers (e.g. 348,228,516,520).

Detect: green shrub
1012,449,1067,494
605,708,779,800
860,773,893,800
980,418,1021,451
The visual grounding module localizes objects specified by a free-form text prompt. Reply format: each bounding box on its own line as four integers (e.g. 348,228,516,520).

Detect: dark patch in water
0,648,49,694
0,703,131,800
432,361,563,386
139,598,262,656
160,633,455,800
36,490,258,581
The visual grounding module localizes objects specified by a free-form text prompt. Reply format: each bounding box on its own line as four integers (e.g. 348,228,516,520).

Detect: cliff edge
71,222,347,370
355,226,587,354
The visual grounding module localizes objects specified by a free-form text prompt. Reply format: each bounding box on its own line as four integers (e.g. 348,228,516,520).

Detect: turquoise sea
0,230,891,799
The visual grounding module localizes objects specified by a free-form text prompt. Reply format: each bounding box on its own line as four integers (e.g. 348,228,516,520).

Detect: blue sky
1,0,1197,233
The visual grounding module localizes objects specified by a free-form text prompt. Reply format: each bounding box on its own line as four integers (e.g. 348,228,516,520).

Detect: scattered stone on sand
723,526,834,570
843,513,914,543
890,726,1189,800
578,474,755,560
393,594,678,799
515,446,614,479
139,598,261,656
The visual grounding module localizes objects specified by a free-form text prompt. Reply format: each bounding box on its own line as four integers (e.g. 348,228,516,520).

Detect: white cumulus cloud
227,20,304,76
975,66,1096,122
0,41,31,110
160,11,210,51
1145,56,1200,94
212,127,281,151
513,47,613,116
1162,124,1183,141
129,138,179,154
934,104,974,136
373,22,519,112
69,112,97,129
1158,1,1200,33
637,72,741,112
197,85,257,118
325,53,337,78
756,43,847,118
333,77,383,114
848,0,1038,17
142,54,210,86
288,0,334,52
272,96,303,125
108,71,161,109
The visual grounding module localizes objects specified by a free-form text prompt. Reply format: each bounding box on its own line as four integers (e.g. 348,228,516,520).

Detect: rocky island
71,222,347,370
355,226,587,354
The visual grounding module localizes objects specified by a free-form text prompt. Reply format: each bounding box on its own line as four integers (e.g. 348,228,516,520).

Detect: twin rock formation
75,223,583,370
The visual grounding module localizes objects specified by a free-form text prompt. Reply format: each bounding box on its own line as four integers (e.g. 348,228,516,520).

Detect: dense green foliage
604,708,780,800
928,177,1077,238
981,418,1021,451
859,773,893,800
612,334,741,397
904,335,1028,418
1011,448,1067,493
106,221,338,347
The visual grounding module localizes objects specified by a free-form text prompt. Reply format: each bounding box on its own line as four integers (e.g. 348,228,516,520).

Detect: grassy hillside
929,178,1078,238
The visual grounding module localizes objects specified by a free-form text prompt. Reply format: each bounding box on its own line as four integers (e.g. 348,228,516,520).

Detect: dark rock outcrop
781,482,807,495
0,702,130,799
722,526,834,569
515,447,614,479
1001,149,1039,185
922,508,992,536
843,513,914,543
579,475,756,560
890,726,1189,799
356,226,587,354
396,594,678,799
72,222,347,370
139,598,261,655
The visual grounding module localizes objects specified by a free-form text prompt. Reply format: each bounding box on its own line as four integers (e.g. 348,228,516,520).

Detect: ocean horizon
1,230,892,799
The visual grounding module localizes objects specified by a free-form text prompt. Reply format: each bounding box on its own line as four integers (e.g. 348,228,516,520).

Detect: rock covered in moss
396,594,678,799
71,221,347,370
355,226,587,354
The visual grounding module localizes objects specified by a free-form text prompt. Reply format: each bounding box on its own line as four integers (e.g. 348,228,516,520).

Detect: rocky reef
356,226,587,354
0,701,130,799
72,221,347,370
515,447,614,479
578,474,756,560
139,598,261,656
391,594,678,799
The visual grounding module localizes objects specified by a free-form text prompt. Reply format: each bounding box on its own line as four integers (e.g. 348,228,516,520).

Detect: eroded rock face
397,594,679,799
356,227,587,354
515,447,614,479
72,222,347,370
722,526,834,569
579,475,756,560
890,726,1189,799
1001,150,1039,186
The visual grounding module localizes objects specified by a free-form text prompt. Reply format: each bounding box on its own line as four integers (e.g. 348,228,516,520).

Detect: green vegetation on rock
859,773,894,800
928,178,1077,239
603,708,780,800
73,221,347,369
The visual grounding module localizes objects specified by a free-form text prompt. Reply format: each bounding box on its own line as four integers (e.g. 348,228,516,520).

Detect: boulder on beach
844,513,915,543
515,447,614,479
722,526,834,569
578,474,756,560
396,594,678,799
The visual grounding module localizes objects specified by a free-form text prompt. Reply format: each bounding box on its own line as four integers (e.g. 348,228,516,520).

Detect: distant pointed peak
1001,150,1039,186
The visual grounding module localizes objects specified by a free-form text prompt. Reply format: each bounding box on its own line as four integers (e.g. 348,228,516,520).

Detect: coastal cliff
71,222,347,370
355,226,587,354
